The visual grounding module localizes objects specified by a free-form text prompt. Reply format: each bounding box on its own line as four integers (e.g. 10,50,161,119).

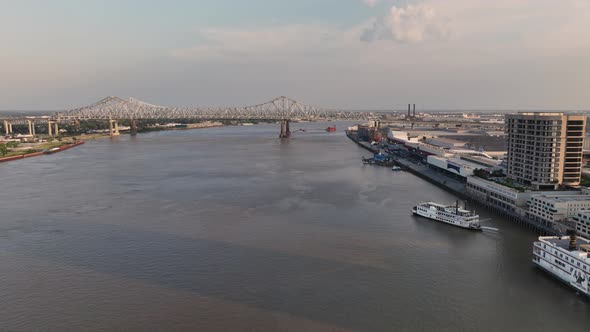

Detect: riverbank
345,130,557,235
0,140,85,163
346,131,467,197
0,122,226,164
137,123,224,134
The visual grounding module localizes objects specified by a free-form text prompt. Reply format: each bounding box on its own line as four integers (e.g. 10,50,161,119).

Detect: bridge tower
47,120,58,137
27,120,36,136
3,120,13,136
279,119,291,138
108,117,120,136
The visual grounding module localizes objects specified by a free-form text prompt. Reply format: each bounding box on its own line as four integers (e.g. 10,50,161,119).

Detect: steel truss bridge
54,96,375,121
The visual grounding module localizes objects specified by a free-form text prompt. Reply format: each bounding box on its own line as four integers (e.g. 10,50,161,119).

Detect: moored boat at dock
412,201,481,230
533,231,590,297
362,156,374,165
43,147,61,154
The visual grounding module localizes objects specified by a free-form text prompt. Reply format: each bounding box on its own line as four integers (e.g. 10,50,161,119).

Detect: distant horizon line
1,108,589,114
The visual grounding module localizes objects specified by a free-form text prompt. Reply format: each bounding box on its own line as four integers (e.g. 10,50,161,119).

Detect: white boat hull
412,205,481,231
532,239,590,297
533,262,590,298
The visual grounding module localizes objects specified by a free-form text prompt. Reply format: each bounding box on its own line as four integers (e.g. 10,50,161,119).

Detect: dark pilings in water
130,119,138,135
279,119,291,138
286,120,290,136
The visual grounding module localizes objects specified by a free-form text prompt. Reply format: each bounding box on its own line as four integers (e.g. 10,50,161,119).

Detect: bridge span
2,96,377,138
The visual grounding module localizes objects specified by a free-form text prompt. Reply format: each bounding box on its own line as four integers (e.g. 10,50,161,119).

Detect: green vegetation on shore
0,141,24,157
3,118,270,136
0,138,75,158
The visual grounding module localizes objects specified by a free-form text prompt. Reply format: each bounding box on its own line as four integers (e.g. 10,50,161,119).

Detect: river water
1,122,589,331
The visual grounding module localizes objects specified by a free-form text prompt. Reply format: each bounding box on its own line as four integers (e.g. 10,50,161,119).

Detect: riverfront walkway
392,157,467,196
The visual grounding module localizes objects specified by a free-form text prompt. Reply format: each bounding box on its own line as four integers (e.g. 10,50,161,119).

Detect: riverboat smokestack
567,229,577,250
408,104,411,118
413,104,416,117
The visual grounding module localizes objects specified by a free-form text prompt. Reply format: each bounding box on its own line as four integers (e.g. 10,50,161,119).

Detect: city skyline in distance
1,0,590,111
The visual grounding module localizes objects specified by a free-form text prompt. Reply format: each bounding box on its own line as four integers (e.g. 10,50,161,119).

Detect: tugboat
326,126,336,132
412,201,481,231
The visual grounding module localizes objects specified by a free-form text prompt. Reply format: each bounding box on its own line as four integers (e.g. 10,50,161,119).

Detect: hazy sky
1,0,589,111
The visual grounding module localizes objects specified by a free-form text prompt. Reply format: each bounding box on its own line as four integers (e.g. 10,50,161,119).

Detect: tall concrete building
505,112,586,190
574,211,590,238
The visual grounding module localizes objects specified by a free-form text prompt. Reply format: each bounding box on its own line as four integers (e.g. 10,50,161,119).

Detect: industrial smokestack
408,104,411,118
413,104,416,117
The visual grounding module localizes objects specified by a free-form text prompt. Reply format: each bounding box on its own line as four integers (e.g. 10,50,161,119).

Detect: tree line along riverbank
0,119,273,163
0,139,85,163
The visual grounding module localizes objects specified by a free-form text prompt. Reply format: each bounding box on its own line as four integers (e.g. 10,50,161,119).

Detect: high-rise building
505,112,586,190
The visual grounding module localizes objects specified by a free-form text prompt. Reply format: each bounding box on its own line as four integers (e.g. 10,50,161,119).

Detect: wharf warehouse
426,155,483,180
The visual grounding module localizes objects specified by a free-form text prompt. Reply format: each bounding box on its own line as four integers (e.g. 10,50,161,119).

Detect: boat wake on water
480,226,500,232
478,218,500,232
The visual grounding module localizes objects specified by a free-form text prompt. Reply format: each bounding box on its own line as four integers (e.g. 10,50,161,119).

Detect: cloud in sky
361,0,380,7
156,0,590,110
1,0,590,110
173,0,590,63
361,4,449,43
171,25,352,63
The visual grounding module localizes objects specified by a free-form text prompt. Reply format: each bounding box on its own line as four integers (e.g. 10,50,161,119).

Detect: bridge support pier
109,118,120,136
130,119,137,135
27,120,36,136
48,120,59,137
3,120,13,136
279,119,291,138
